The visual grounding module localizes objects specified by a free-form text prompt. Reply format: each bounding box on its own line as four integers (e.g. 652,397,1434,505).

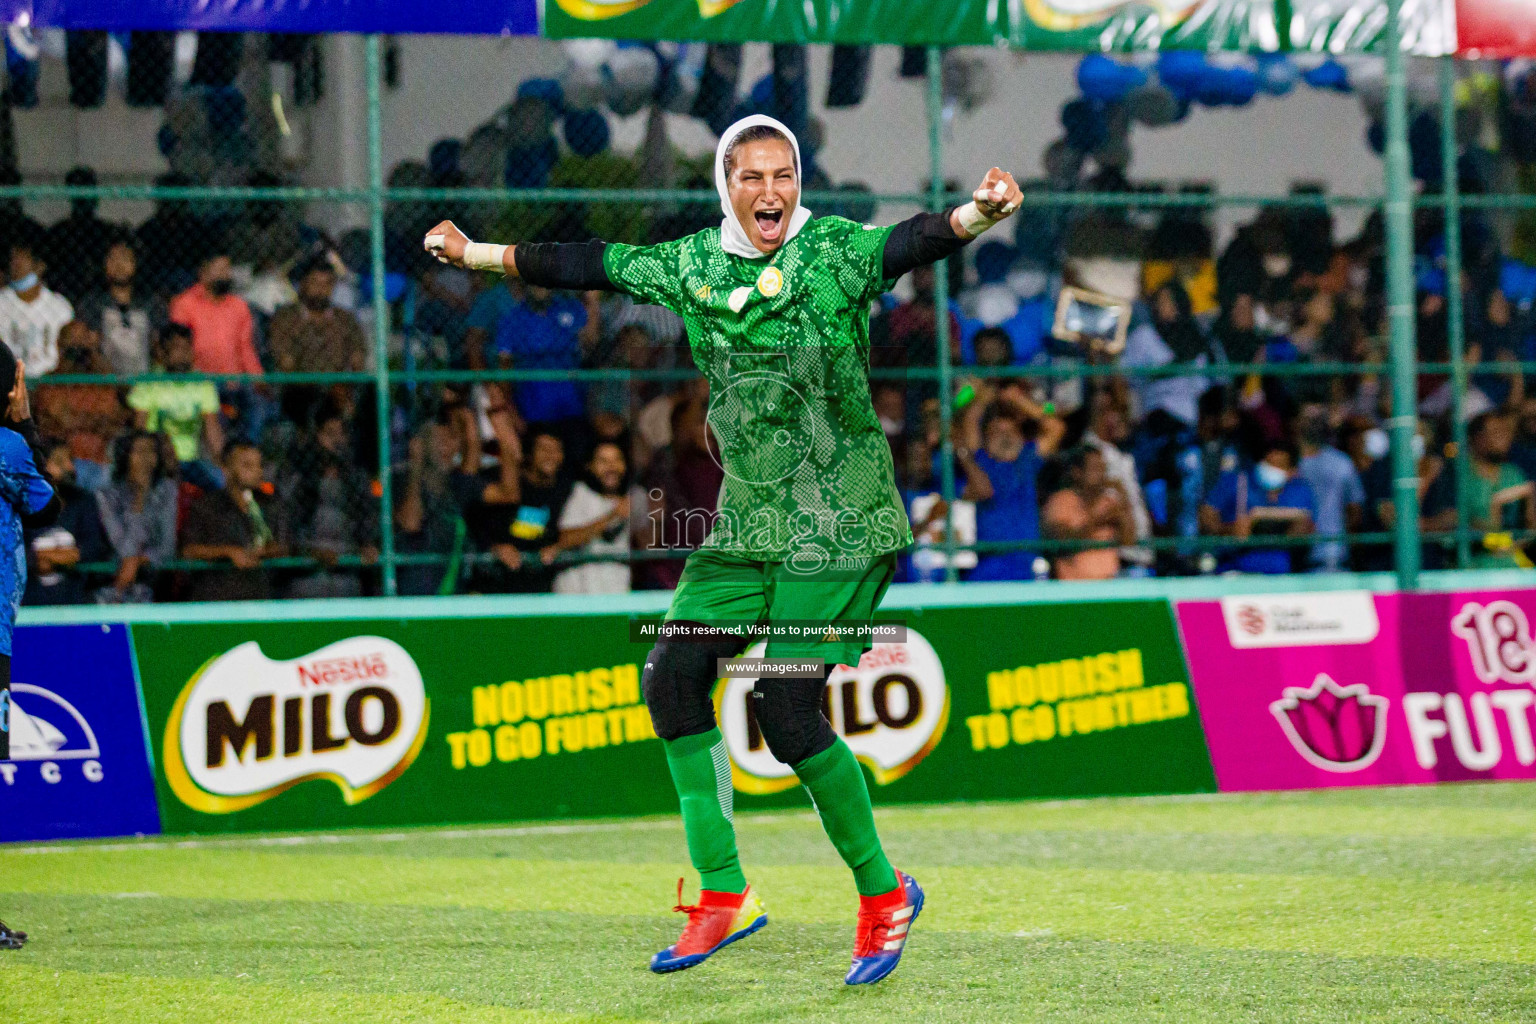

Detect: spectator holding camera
1200,439,1315,574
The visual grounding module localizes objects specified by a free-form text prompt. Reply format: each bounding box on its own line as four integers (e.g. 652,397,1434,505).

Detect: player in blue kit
0,349,62,951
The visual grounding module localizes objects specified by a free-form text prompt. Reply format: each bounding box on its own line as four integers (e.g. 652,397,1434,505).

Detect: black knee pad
641,625,748,741
753,673,837,768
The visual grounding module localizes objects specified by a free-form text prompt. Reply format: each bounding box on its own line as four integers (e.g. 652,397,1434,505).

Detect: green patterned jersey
603,215,912,568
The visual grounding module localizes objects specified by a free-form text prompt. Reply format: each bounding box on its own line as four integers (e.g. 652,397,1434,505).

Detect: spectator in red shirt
169,252,269,441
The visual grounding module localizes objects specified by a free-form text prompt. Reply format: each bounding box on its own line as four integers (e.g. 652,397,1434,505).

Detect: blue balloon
1194,68,1232,106
1061,98,1109,152
1255,54,1297,96
517,77,565,114
1226,67,1260,105
563,109,611,158
505,139,558,189
749,73,774,109
1078,54,1147,103
1157,51,1208,98
1303,60,1350,92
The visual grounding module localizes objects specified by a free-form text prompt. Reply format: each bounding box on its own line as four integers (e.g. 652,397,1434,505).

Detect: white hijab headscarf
714,114,813,260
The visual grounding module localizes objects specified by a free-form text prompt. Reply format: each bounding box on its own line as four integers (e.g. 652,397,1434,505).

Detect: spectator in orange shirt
32,320,130,491
169,251,269,441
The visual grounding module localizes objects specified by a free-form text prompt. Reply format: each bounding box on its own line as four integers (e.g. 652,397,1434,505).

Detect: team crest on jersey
756,267,784,298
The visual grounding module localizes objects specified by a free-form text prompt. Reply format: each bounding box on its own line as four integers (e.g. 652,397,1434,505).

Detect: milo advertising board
131,597,1214,835
132,615,669,834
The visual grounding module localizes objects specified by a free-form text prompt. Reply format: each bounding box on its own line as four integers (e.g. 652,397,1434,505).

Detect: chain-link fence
1,31,1533,603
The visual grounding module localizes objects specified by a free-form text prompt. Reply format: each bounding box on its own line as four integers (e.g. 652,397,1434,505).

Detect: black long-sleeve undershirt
880,208,969,279
512,209,971,294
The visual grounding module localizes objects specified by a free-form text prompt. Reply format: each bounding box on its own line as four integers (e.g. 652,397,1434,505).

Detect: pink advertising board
1176,589,1536,791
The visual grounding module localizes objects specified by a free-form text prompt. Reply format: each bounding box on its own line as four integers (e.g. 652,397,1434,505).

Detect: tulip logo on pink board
1270,674,1388,773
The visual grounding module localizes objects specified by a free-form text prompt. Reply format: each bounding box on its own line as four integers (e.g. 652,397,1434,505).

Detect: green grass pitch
3,783,1535,1023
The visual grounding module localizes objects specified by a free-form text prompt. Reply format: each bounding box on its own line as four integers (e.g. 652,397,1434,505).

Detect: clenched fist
423,220,469,267
972,167,1022,222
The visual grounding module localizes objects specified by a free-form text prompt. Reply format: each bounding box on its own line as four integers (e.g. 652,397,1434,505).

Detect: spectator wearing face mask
75,240,165,376
1359,419,1455,571
1200,439,1315,574
1296,404,1364,572
0,242,74,377
170,252,262,377
171,251,267,442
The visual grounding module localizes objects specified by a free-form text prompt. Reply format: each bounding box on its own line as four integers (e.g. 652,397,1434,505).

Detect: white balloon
563,38,616,71
603,47,660,118
559,59,607,112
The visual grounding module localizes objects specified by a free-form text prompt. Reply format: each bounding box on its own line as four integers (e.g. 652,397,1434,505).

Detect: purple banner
1177,589,1536,791
0,0,538,35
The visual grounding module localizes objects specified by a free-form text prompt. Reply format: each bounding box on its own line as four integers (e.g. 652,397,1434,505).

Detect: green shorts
665,548,899,668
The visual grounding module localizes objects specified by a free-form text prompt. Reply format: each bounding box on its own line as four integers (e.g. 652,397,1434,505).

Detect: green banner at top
543,0,1453,54
546,0,1003,45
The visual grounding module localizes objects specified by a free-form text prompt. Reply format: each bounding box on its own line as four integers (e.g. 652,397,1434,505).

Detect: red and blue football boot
845,868,924,985
649,878,768,974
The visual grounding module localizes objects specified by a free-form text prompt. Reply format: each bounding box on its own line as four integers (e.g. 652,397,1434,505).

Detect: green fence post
1439,55,1471,568
927,45,959,583
1383,0,1421,590
366,35,398,596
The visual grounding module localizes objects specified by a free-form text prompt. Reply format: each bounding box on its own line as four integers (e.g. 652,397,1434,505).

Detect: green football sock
795,739,899,897
662,729,746,894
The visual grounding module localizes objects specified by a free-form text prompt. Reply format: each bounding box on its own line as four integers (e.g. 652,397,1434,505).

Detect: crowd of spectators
1,151,1535,605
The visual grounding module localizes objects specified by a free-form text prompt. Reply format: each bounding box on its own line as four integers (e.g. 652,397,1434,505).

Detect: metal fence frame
2,16,1514,597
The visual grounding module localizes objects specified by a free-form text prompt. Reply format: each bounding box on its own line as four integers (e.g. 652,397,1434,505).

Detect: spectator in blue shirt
490,285,599,429
1200,438,1316,574
1172,387,1242,555
956,379,1065,581
1296,404,1364,572
462,277,521,371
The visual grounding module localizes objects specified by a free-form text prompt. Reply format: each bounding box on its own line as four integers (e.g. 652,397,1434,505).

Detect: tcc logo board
0,624,160,842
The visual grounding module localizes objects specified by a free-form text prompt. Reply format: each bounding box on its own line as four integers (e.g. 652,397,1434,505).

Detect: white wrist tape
956,201,1002,238
463,241,509,273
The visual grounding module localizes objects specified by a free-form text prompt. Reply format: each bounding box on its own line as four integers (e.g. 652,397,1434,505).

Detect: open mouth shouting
754,207,785,243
